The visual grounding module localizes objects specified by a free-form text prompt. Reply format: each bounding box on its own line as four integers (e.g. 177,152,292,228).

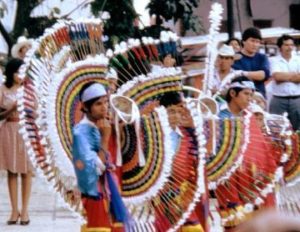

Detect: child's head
79,82,108,120
225,76,255,111
159,91,183,129
252,91,266,110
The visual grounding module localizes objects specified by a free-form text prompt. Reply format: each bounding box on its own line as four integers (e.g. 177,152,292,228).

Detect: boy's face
85,96,108,120
243,37,261,54
230,88,253,111
166,103,183,129
163,54,176,67
217,55,234,72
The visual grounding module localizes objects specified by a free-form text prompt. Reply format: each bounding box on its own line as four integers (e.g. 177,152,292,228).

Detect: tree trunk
234,0,253,32
227,0,234,38
0,21,13,53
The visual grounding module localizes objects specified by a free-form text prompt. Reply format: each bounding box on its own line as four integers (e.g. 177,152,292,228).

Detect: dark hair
242,27,262,41
225,76,253,102
4,58,24,88
79,81,101,113
226,37,242,47
276,34,295,48
159,91,182,107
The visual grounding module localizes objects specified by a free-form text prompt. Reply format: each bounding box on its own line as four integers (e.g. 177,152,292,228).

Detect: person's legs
288,98,300,131
20,172,32,223
269,96,288,115
7,171,19,222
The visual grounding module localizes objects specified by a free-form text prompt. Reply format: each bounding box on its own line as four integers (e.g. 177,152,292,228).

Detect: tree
91,0,138,47
14,0,56,39
0,0,57,55
146,0,202,36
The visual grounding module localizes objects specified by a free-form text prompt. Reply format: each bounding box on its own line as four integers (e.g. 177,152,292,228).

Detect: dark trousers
269,95,300,131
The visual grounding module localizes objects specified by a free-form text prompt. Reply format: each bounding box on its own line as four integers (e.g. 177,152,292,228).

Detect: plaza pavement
0,171,223,232
0,171,81,232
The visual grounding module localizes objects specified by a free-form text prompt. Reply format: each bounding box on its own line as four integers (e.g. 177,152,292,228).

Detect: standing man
212,44,242,95
233,27,271,97
269,35,300,131
72,82,127,232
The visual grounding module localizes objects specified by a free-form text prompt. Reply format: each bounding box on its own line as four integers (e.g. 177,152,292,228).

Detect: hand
11,101,18,111
234,70,244,78
97,118,112,140
236,209,300,232
106,163,116,172
291,73,300,83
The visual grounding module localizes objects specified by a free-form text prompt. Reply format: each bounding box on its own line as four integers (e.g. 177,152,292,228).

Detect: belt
81,193,103,200
7,117,19,122
274,95,300,99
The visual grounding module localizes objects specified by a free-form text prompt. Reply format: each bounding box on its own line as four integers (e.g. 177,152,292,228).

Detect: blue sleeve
233,54,270,81
72,127,99,197
260,55,271,81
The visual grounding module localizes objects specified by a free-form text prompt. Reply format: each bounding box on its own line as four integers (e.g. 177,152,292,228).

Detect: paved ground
0,171,81,232
0,171,223,232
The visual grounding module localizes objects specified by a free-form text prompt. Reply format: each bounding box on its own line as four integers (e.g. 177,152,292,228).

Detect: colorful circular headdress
17,17,207,231
17,18,108,219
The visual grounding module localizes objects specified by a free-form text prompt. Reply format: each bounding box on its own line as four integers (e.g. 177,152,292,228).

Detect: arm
234,54,270,81
73,128,106,175
0,102,17,120
236,210,300,232
243,70,266,81
96,118,112,164
272,72,300,83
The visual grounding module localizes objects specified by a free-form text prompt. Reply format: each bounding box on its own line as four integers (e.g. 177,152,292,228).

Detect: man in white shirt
212,44,243,95
269,34,300,131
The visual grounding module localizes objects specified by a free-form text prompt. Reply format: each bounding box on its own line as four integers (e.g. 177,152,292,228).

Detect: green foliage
91,0,138,47
147,0,201,34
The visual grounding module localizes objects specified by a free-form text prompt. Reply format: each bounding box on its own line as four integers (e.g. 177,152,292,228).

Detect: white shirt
211,68,240,91
270,54,300,96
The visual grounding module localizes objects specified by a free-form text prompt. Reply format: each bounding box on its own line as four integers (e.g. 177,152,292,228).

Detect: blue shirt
218,108,234,119
233,52,270,97
72,118,101,197
170,127,183,153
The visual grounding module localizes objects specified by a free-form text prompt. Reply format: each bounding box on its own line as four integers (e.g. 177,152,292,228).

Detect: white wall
194,0,294,34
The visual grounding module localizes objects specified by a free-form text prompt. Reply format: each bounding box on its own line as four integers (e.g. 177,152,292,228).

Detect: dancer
72,82,129,232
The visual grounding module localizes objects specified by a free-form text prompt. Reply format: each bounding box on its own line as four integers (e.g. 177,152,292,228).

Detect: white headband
81,83,107,102
229,81,255,90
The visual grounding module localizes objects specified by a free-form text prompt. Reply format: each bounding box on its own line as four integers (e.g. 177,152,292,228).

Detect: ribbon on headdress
106,171,132,229
110,94,145,167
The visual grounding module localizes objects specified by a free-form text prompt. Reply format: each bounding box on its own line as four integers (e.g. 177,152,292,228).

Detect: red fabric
82,197,110,228
237,117,277,203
